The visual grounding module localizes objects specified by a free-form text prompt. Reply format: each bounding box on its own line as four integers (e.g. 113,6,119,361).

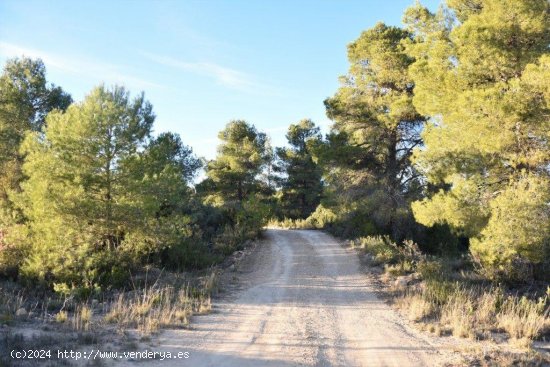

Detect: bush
470,175,550,282
417,260,446,281
412,223,464,256
160,239,219,270
350,236,400,265
305,204,337,229
351,236,425,272
0,223,29,278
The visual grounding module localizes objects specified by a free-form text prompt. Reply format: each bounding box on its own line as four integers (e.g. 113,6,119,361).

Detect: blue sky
0,0,440,160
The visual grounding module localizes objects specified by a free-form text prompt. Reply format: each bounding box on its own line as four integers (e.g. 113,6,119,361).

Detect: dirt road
129,229,441,366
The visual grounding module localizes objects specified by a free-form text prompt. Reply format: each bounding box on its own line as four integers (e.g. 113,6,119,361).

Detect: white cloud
0,41,79,73
0,41,163,91
141,52,275,94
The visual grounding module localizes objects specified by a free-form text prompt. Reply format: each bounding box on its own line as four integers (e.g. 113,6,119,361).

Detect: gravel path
123,229,442,366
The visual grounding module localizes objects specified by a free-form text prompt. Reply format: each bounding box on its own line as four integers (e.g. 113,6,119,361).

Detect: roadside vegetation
0,268,218,366
350,236,549,344
0,0,548,365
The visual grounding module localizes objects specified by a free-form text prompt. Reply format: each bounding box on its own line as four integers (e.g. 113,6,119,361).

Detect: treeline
0,0,548,292
312,0,549,282
0,62,257,294
0,57,325,293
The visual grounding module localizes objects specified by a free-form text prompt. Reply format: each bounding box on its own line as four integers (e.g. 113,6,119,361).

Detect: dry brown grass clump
497,296,548,342
440,291,475,339
72,304,92,331
396,293,435,322
0,284,25,318
104,271,217,335
389,260,549,346
55,310,68,323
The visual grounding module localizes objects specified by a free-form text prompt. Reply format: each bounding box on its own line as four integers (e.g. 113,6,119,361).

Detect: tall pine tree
323,23,425,239
204,120,271,204
199,120,272,249
0,58,71,274
275,119,323,220
19,85,158,287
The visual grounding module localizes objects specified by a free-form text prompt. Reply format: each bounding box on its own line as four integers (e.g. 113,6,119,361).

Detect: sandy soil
119,229,444,366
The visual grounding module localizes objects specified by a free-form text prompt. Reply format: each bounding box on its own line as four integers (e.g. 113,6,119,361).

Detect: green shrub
351,236,400,265
161,239,219,270
417,260,447,281
0,222,29,278
423,280,460,306
305,204,337,229
470,176,550,282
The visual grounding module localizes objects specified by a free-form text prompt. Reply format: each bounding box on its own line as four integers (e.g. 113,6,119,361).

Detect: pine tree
0,57,72,215
139,132,202,218
19,85,157,287
275,119,323,219
0,58,71,274
404,0,550,279
323,23,425,238
199,120,271,249
204,120,270,204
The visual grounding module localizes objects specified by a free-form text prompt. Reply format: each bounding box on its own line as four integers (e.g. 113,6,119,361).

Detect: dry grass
497,296,548,341
475,290,501,327
404,283,549,344
440,291,475,339
385,261,415,276
396,293,435,322
104,271,217,335
386,256,549,346
0,330,76,367
72,304,92,331
0,268,218,342
105,286,189,334
466,349,550,366
55,310,68,323
203,269,219,295
0,284,25,316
